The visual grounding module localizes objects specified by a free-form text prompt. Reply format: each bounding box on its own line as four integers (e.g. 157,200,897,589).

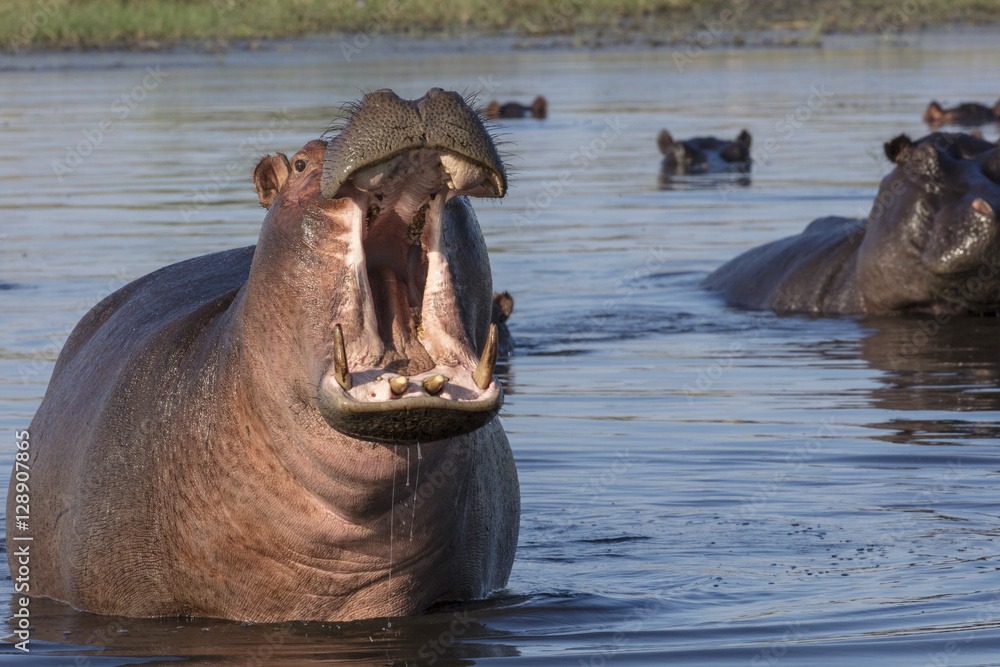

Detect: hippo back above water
9,89,521,623
705,132,1000,316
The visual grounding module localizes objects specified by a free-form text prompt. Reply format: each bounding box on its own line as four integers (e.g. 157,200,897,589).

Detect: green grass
3,0,999,52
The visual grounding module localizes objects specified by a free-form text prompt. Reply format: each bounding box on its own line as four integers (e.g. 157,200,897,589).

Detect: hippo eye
294,159,307,172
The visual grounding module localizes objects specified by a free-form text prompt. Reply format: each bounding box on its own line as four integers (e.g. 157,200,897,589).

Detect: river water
1,29,999,667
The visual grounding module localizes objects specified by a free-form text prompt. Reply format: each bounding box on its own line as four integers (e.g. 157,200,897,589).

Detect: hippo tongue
367,264,435,375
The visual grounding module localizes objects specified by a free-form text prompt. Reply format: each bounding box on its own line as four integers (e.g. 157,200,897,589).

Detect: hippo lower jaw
317,147,503,445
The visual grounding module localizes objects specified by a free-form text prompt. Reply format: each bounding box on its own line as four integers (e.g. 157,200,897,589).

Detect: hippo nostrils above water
658,129,752,175
705,132,1000,316
923,99,1000,127
9,88,520,623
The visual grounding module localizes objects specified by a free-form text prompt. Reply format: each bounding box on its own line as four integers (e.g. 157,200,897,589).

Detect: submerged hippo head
658,129,752,175
249,88,507,444
922,99,1000,128
484,95,547,120
857,132,1000,314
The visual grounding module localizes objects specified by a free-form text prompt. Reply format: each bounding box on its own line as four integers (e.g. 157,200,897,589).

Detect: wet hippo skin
8,89,520,623
705,132,1000,316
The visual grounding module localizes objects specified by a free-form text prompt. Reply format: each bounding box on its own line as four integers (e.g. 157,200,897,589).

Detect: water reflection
5,595,520,665
859,316,1000,412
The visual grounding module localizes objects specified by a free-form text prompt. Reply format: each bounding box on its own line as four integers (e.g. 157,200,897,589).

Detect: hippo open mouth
315,89,507,444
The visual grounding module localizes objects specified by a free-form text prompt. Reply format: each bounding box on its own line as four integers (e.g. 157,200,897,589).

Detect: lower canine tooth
473,323,499,390
422,375,447,395
333,324,351,391
389,376,409,396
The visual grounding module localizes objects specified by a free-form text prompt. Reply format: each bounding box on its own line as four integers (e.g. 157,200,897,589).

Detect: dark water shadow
2,594,522,665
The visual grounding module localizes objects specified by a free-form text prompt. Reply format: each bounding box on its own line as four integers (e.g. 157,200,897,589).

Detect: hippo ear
492,291,514,322
531,96,547,119
923,101,943,124
657,130,674,155
252,153,291,209
883,134,912,164
736,129,752,148
484,100,500,120
994,99,1000,117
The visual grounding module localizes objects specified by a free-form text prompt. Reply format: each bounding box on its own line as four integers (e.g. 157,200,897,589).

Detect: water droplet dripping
411,442,421,541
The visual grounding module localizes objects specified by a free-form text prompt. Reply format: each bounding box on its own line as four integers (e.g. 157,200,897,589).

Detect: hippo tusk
473,323,498,390
333,324,351,391
389,375,409,396
422,374,447,395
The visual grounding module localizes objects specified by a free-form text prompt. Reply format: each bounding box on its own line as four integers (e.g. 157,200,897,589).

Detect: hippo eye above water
294,159,307,172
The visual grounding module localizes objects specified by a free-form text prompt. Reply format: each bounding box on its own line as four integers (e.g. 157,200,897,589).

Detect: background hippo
923,99,1000,127
484,95,547,119
704,132,1000,315
658,129,752,175
7,88,520,623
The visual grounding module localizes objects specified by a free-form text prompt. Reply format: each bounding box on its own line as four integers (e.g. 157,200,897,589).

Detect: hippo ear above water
737,129,752,148
253,153,291,209
883,134,912,164
657,130,675,155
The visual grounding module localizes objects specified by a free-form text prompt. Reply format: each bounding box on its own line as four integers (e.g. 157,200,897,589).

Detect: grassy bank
3,0,1000,52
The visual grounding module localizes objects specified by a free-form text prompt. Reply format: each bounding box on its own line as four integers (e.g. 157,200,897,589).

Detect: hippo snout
321,88,507,201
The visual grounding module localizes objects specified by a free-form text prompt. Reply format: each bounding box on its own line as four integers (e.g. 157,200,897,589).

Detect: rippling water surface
2,31,1000,666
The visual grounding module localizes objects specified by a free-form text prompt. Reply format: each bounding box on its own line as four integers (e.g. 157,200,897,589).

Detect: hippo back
704,217,866,314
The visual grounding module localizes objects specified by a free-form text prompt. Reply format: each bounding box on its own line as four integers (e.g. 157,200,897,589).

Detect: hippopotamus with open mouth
8,88,520,623
923,99,1000,127
658,129,752,175
705,132,1000,315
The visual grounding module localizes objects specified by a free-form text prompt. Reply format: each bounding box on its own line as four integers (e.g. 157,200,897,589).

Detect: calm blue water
1,30,1000,666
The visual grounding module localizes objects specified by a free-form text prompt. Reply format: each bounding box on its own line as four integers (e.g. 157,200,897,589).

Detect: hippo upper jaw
311,89,507,445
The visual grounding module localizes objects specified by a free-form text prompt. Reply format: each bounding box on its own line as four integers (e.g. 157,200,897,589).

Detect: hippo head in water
657,129,752,175
13,88,520,623
705,131,1000,315
249,88,507,444
922,99,1000,127
856,132,1000,314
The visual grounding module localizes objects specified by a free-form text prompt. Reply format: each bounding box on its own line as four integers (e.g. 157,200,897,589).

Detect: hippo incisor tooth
389,375,409,396
422,374,447,395
333,324,351,391
472,323,498,390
